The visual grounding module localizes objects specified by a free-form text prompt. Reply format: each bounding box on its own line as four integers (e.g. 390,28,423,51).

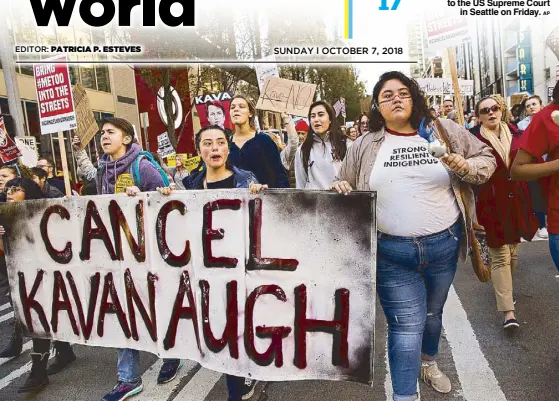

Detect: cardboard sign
255,56,280,93
33,55,77,135
72,84,99,150
1,191,376,384
256,77,316,117
0,117,23,163
157,132,176,158
416,79,474,96
424,10,470,51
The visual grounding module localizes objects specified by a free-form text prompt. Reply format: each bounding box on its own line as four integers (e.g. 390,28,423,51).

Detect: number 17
379,0,401,10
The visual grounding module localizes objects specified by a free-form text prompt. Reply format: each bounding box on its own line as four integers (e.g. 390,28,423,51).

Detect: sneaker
241,378,258,400
101,380,143,401
535,227,549,240
420,361,451,394
157,360,183,384
503,318,520,329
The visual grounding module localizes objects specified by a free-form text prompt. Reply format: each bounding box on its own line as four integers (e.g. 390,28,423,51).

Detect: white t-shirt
369,131,460,237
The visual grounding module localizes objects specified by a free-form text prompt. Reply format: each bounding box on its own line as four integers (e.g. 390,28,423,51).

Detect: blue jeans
377,220,462,401
225,375,246,401
550,234,559,272
117,348,179,383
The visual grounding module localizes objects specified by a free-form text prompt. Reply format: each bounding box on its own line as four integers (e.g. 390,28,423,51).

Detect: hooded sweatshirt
95,143,165,194
294,133,341,189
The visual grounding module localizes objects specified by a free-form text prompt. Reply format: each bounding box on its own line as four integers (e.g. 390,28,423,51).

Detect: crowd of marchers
0,73,558,401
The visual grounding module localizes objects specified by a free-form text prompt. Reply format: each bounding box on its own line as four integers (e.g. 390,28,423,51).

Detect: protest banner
33,55,77,135
72,84,100,150
194,92,234,131
416,78,474,97
256,77,316,117
0,190,376,384
255,56,280,93
157,132,176,158
424,10,470,51
0,116,23,163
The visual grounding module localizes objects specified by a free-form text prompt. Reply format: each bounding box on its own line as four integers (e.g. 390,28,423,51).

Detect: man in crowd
442,97,455,117
31,167,64,198
36,156,66,193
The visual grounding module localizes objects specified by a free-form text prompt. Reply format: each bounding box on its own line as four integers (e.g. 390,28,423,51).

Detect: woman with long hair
331,71,496,400
295,100,347,189
158,125,264,401
512,81,559,275
228,95,289,188
470,95,538,329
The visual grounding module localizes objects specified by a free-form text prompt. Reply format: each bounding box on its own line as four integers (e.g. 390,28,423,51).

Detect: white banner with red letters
1,190,376,384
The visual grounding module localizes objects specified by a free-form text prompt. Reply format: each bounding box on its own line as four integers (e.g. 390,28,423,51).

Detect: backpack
130,151,171,188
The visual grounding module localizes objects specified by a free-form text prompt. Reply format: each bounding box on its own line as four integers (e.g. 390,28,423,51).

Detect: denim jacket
183,166,258,189
335,118,497,262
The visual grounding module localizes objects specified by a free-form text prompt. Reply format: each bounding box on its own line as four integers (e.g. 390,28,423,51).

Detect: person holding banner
158,125,264,400
511,81,559,276
228,95,289,188
295,101,347,189
71,117,182,401
331,71,496,400
0,178,63,393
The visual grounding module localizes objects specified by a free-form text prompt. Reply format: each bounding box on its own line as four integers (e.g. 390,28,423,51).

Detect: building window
0,98,9,114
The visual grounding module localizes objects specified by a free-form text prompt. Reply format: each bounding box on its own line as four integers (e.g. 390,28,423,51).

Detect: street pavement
0,239,557,401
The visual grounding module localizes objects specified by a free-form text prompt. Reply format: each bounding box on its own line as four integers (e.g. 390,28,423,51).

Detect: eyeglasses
379,90,412,105
36,164,52,169
5,186,24,195
478,105,500,115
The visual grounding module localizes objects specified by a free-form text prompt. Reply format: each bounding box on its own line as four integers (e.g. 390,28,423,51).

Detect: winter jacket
470,124,539,247
43,181,64,198
183,166,258,190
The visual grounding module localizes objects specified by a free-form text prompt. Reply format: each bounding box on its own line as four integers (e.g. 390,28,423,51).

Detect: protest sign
14,137,38,167
33,56,77,135
194,92,234,131
157,132,176,158
72,84,100,150
256,77,316,117
184,155,201,172
255,56,280,93
0,117,23,163
1,190,376,384
416,78,474,96
424,10,470,51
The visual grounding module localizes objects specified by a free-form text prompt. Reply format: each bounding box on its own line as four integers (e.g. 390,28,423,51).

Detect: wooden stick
447,48,465,127
57,131,72,196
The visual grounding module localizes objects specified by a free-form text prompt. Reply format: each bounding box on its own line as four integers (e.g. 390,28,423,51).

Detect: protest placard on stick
72,84,100,150
256,77,316,117
0,190,376,384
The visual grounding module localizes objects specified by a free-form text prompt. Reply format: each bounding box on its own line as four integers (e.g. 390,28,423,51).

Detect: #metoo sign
33,56,77,135
1,191,376,383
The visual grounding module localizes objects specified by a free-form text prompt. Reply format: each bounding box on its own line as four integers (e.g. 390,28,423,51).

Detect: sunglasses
479,105,500,115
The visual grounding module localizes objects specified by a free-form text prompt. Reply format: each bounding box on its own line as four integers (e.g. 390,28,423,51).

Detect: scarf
480,121,512,167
